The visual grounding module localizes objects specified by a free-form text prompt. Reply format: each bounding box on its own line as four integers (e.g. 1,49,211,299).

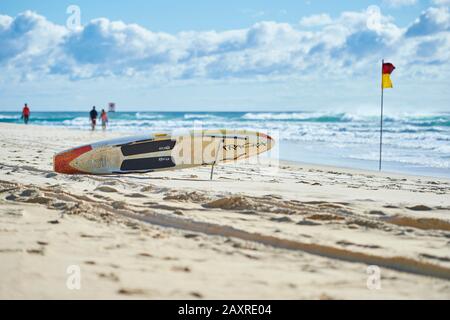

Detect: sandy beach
0,122,449,299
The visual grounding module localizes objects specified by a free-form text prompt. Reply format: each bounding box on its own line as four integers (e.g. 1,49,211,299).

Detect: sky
0,0,449,112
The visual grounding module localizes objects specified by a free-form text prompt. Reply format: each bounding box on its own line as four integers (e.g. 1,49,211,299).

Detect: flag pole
379,59,384,171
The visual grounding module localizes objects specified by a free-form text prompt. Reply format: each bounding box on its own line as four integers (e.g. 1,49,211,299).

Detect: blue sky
0,0,449,111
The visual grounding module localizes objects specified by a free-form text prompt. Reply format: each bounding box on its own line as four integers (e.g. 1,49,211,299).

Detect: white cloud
406,6,450,37
0,7,449,84
432,0,450,6
0,11,67,80
383,0,417,7
0,14,13,28
299,14,332,27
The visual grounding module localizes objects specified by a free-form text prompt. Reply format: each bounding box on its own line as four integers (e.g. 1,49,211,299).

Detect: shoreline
278,140,450,180
279,158,450,182
1,123,449,299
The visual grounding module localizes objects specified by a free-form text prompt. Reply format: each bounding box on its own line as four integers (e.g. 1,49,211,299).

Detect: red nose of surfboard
54,145,92,174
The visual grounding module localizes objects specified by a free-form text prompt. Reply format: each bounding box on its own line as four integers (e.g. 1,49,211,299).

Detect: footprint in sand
45,173,57,178
140,186,154,192
171,266,191,273
368,210,386,216
26,248,45,255
269,216,293,223
26,196,52,205
308,213,345,221
97,272,120,282
51,202,69,210
137,253,153,258
111,201,127,209
95,186,118,193
407,205,432,211
102,180,119,186
117,288,149,296
184,233,200,239
190,292,203,298
20,189,39,197
92,193,112,200
6,189,52,205
297,219,320,226
165,191,208,202
125,193,147,198
336,240,381,249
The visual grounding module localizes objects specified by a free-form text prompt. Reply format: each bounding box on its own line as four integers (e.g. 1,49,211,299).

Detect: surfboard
54,130,274,175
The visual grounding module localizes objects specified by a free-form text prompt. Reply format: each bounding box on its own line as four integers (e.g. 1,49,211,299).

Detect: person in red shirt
100,109,109,131
22,103,30,124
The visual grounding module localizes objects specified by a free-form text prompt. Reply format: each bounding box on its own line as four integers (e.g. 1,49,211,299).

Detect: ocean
1,111,449,178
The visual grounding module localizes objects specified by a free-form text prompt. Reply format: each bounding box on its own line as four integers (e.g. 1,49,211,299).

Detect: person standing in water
100,109,109,131
90,106,98,131
22,103,30,124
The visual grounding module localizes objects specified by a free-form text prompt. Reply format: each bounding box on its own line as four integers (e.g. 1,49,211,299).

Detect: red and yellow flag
382,62,395,89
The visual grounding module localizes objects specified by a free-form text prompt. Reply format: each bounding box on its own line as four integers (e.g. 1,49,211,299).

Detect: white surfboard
54,130,274,175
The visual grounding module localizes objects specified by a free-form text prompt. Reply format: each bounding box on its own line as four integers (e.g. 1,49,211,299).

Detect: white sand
0,123,449,299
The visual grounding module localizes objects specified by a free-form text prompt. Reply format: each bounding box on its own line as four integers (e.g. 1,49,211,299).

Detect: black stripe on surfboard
112,170,154,175
204,135,248,140
121,140,176,156
120,156,176,171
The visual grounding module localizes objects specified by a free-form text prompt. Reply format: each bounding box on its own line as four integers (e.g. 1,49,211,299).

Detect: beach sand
0,122,449,299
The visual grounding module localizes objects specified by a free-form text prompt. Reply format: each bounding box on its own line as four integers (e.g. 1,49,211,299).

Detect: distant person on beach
90,106,98,131
100,109,108,131
21,103,30,124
